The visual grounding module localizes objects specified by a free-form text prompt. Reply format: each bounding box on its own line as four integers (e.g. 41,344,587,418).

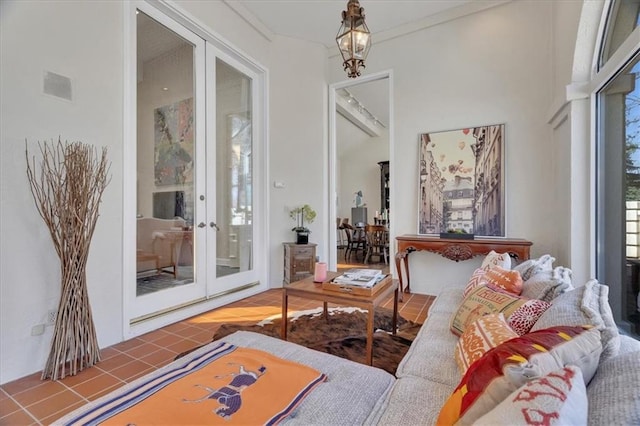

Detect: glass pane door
133,8,206,319
207,54,258,294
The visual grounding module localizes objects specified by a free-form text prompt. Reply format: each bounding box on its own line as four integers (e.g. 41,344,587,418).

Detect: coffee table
281,271,399,366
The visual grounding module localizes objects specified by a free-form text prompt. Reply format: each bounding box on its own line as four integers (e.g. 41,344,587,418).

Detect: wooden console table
395,235,532,294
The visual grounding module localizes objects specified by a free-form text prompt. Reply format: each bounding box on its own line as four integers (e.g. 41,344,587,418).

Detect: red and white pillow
472,365,588,425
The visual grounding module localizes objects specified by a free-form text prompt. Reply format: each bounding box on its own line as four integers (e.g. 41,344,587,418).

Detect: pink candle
314,262,327,282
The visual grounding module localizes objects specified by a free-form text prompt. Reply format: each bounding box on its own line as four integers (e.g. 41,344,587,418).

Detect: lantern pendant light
336,0,371,78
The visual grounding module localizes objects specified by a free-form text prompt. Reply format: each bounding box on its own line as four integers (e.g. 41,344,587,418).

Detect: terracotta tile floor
0,286,435,425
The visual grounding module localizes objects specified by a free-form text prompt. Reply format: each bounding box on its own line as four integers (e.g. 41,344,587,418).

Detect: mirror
329,72,392,272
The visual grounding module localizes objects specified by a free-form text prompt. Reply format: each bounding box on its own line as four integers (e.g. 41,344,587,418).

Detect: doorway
328,71,393,273
127,3,265,325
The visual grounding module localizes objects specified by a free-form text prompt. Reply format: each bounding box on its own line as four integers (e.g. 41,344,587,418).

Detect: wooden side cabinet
283,243,317,285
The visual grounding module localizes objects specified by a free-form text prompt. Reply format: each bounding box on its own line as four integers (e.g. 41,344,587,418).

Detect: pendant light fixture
336,0,371,78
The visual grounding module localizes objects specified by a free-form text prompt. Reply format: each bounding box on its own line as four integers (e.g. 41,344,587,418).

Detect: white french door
204,47,261,296
128,2,262,322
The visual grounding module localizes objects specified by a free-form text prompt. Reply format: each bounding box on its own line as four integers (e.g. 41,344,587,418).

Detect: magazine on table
332,269,385,288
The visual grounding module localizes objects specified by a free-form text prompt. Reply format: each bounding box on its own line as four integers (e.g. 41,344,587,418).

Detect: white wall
329,1,577,295
0,0,125,383
0,1,328,384
268,35,328,279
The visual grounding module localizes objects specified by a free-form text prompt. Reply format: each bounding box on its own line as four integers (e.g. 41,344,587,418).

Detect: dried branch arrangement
26,138,111,380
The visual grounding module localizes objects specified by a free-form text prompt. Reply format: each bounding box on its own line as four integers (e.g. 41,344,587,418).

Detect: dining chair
364,224,389,264
343,223,366,261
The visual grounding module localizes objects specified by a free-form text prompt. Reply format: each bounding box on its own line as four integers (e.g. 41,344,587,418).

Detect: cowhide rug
209,307,422,375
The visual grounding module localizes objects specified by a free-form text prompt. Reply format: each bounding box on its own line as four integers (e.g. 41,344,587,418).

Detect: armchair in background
136,217,188,277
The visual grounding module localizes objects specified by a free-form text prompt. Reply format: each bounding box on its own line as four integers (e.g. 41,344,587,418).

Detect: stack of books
332,269,385,288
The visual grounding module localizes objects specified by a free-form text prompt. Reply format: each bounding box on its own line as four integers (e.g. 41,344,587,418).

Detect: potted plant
289,204,316,244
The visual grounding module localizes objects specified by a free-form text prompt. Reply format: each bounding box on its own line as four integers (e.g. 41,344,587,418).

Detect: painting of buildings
418,124,505,237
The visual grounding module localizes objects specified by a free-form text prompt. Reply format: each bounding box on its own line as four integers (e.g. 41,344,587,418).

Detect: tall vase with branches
26,138,111,380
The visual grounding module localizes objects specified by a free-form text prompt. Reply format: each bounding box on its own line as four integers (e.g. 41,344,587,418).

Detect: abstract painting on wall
154,97,194,186
418,124,505,237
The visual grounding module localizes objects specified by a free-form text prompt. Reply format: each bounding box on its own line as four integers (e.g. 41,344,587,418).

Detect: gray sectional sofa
219,276,640,425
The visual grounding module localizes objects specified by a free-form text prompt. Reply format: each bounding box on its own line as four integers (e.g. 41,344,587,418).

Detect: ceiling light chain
336,0,371,79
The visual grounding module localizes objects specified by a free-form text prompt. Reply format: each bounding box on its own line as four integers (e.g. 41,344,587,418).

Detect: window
596,0,640,338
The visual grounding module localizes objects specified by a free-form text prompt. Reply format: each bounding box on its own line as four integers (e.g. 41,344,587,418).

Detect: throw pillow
472,365,587,426
451,285,551,336
531,279,620,361
436,326,602,426
463,268,488,298
513,254,555,281
521,266,574,302
481,250,511,271
485,266,523,295
454,313,518,375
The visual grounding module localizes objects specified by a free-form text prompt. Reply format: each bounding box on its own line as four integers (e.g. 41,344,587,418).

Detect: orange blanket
61,342,327,425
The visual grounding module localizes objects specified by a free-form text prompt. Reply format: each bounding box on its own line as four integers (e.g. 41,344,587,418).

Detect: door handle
197,222,206,228
210,222,220,231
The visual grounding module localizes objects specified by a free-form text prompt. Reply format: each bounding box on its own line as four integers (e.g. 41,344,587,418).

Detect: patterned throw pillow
481,250,511,271
436,326,602,426
473,366,587,425
451,284,551,336
485,266,523,295
454,313,518,375
463,268,488,298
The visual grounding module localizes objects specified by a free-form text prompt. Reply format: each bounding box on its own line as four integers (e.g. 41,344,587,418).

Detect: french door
130,3,261,322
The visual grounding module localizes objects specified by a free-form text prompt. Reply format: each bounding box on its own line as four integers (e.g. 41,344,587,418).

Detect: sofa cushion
513,254,555,281
451,285,550,336
473,366,587,426
378,376,454,426
396,307,461,386
437,326,602,426
531,280,620,361
481,250,511,270
587,350,640,426
454,313,518,375
521,266,574,302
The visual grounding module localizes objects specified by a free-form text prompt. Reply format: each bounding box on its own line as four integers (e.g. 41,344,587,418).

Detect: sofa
216,254,640,425
61,253,639,425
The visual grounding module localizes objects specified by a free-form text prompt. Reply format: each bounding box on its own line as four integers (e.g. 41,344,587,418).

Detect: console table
395,235,532,294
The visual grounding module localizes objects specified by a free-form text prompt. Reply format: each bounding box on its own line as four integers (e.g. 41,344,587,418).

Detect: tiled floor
0,268,434,425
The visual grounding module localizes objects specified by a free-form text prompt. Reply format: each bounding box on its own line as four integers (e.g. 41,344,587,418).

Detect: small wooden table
281,272,399,366
395,235,532,294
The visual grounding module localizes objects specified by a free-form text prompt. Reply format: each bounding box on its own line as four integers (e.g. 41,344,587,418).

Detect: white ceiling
232,0,476,49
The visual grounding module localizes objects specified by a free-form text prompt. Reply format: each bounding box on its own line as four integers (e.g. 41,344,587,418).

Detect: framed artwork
154,97,194,186
418,124,505,237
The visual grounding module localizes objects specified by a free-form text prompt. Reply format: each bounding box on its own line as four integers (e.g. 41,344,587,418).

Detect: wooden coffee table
281,271,399,366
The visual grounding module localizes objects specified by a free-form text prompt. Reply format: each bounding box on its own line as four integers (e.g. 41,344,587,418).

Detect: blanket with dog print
57,341,327,425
